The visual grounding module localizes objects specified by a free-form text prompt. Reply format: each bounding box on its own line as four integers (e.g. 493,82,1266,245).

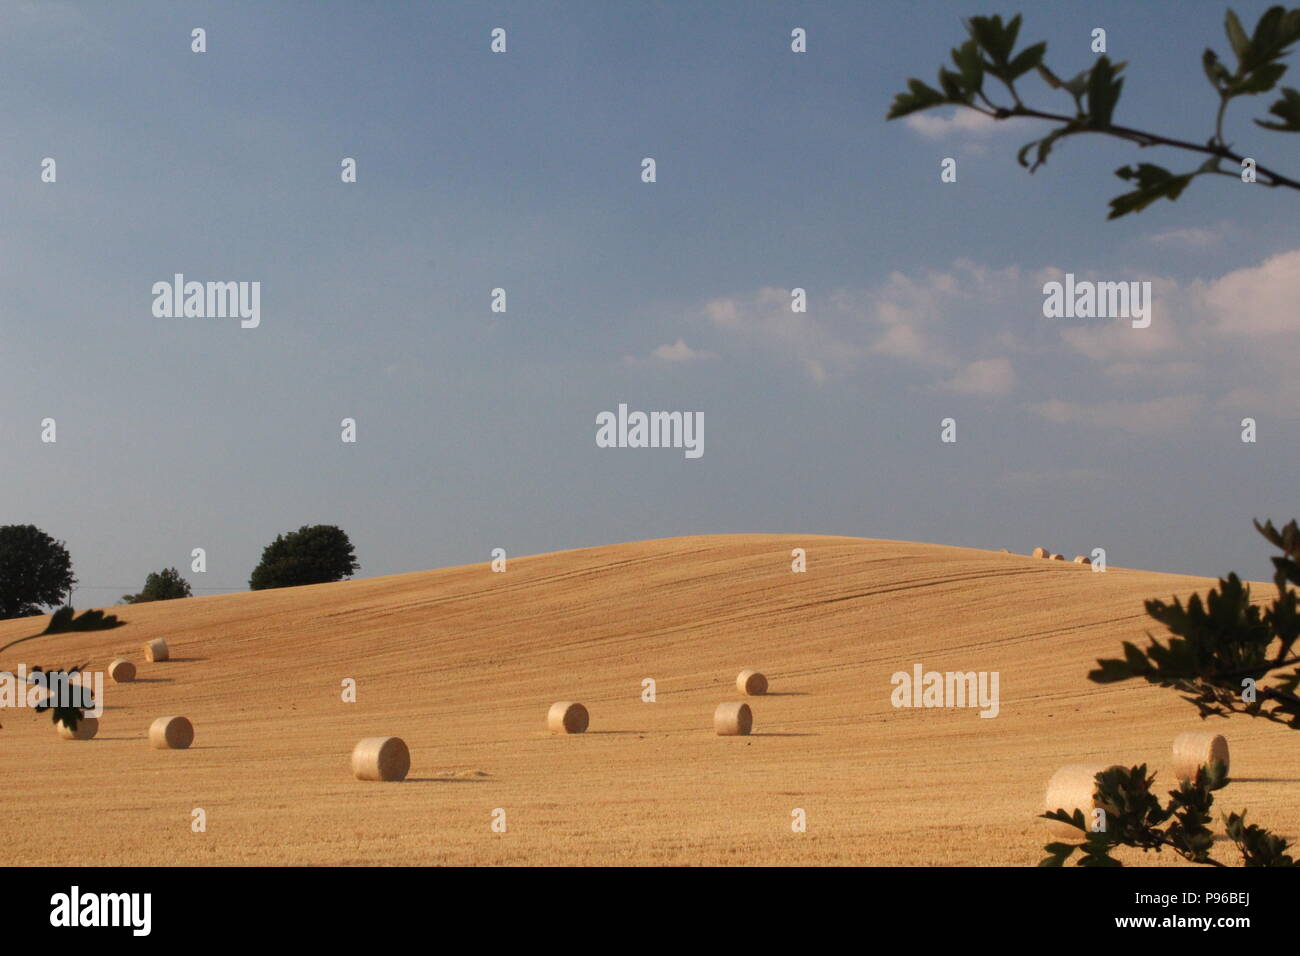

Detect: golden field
0,534,1293,866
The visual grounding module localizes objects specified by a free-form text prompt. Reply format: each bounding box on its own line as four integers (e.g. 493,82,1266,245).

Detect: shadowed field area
1,534,1293,866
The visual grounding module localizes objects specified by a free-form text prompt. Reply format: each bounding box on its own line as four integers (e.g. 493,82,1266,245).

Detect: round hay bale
547,701,589,734
1172,731,1229,781
714,701,753,736
736,669,768,696
1050,553,1065,561
56,716,99,741
1043,763,1116,839
108,658,136,683
149,715,194,750
143,639,169,663
998,548,1009,553
1031,547,1049,559
1073,555,1091,565
351,736,410,782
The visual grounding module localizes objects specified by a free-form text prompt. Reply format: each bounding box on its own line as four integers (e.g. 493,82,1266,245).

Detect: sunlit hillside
1,534,1291,866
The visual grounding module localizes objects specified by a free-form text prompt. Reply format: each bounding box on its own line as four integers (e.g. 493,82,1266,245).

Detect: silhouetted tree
122,567,193,604
0,525,75,620
249,525,359,591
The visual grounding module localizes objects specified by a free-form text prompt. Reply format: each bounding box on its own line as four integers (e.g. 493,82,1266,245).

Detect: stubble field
2,534,1291,866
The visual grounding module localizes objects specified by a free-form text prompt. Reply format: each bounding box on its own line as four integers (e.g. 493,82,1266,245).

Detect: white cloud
1032,394,1204,433
1053,250,1300,359
872,306,947,365
1102,360,1201,384
868,287,957,367
1058,306,1183,361
704,298,741,328
859,261,1025,371
1217,379,1300,416
651,338,715,362
1031,248,1300,429
689,248,1299,417
1145,226,1222,248
942,357,1015,396
1201,248,1300,338
700,286,864,383
903,109,1028,140
698,263,1025,387
624,337,716,366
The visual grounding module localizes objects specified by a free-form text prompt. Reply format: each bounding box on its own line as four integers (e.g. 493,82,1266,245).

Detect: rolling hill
1,534,1293,866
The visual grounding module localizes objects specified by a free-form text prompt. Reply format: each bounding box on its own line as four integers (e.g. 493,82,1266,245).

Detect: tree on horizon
0,525,75,621
122,567,193,604
249,524,359,591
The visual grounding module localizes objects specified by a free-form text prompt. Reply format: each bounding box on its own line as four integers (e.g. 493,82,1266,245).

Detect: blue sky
3,0,1297,606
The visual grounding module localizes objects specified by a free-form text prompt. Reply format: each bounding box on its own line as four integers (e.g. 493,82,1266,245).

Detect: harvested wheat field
1,533,1294,866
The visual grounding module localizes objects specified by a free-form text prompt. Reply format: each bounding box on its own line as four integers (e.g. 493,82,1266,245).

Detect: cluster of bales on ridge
352,668,773,783
999,547,1093,564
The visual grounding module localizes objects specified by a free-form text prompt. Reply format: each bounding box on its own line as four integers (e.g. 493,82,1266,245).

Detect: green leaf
951,39,984,93
1203,49,1231,90
1038,842,1076,867
1250,5,1288,65
938,68,966,100
1231,61,1287,95
1003,14,1023,57
1283,8,1300,49
1224,808,1297,865
1256,86,1300,130
1041,808,1088,833
1108,163,1194,219
1256,518,1300,554
965,14,1018,66
886,78,947,120
1086,56,1124,127
1226,9,1252,64
1008,41,1046,80
1016,124,1079,173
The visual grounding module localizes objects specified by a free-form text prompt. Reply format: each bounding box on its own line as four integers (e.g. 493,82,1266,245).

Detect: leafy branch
28,663,92,732
1041,763,1294,866
1055,519,1300,866
887,8,1300,217
1090,519,1300,728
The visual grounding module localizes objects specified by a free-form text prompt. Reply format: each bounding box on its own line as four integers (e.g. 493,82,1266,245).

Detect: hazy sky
3,0,1297,608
